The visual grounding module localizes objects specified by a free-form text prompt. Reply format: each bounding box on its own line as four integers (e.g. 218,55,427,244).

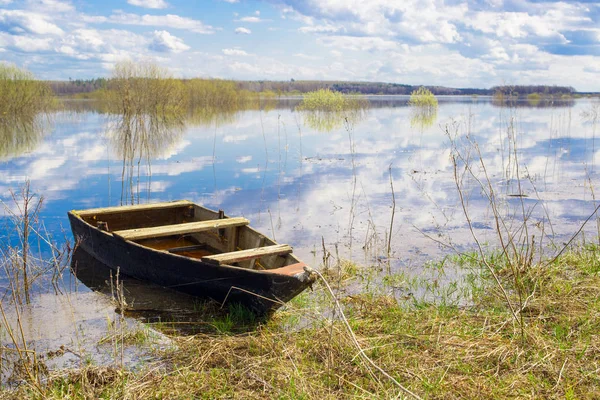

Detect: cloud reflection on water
0,97,598,269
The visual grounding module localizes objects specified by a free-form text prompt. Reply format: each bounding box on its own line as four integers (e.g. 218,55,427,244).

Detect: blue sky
1,0,599,90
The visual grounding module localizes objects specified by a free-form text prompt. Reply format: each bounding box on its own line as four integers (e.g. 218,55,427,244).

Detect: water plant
296,89,369,132
408,87,438,129
103,61,187,204
0,63,55,118
408,86,438,111
0,64,55,159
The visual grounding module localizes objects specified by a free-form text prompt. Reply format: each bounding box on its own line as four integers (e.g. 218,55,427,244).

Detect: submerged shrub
297,88,368,112
0,64,55,158
0,63,55,117
408,87,438,111
185,78,250,110
297,89,369,131
409,87,438,129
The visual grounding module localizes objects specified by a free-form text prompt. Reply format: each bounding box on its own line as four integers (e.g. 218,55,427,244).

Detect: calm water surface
1,96,599,366
3,96,598,261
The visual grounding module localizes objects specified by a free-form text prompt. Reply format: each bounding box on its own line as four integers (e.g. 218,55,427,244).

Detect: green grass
5,245,600,399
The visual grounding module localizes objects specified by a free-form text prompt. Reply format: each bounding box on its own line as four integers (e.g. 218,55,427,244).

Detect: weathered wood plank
73,200,193,217
167,244,208,254
113,217,249,241
201,244,292,265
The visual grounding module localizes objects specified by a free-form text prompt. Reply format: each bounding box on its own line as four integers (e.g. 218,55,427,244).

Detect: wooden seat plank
73,200,193,217
113,217,249,241
201,244,292,265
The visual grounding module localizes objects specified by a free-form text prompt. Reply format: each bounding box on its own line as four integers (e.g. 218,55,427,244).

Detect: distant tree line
490,85,575,96
49,78,108,95
45,78,583,97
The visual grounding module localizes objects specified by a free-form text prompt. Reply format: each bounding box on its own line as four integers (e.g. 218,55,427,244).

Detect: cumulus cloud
234,27,251,34
222,48,249,56
29,0,74,13
293,53,321,60
236,16,268,23
0,10,64,36
280,0,466,44
298,25,341,34
109,12,215,34
318,36,398,52
0,32,53,51
127,0,169,9
150,30,190,53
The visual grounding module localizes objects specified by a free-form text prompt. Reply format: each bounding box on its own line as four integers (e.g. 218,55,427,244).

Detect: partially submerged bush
0,63,55,118
185,78,250,110
297,89,369,131
0,64,55,158
297,88,367,112
409,87,438,129
408,86,438,111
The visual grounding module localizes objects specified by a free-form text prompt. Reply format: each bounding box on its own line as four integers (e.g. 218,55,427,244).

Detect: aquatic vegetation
0,64,55,159
104,61,187,204
408,86,438,111
185,78,251,110
0,63,55,117
409,109,438,129
408,87,438,129
0,113,46,159
297,88,368,112
296,89,368,132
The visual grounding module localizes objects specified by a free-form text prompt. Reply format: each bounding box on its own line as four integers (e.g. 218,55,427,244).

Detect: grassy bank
3,242,598,399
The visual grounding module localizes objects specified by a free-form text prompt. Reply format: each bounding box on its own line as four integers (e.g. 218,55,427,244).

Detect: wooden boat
68,200,316,315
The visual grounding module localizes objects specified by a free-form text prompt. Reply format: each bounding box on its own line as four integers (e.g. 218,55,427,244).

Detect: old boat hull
68,202,315,315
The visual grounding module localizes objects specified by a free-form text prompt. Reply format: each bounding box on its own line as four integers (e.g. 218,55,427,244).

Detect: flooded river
1,95,599,370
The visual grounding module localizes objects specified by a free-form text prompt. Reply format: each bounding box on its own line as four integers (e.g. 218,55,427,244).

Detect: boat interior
72,200,299,271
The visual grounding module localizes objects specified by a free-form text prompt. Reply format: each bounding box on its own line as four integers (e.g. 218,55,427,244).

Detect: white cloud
127,0,169,9
299,25,341,34
234,27,251,34
318,36,398,52
236,155,252,163
223,134,248,143
0,10,64,36
55,28,149,61
283,0,465,44
150,30,190,53
222,48,249,56
0,32,53,52
236,16,269,23
466,11,569,41
109,12,215,34
28,0,74,13
293,53,321,60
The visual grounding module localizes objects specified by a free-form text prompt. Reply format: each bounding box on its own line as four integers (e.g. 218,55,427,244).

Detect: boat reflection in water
71,246,225,334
